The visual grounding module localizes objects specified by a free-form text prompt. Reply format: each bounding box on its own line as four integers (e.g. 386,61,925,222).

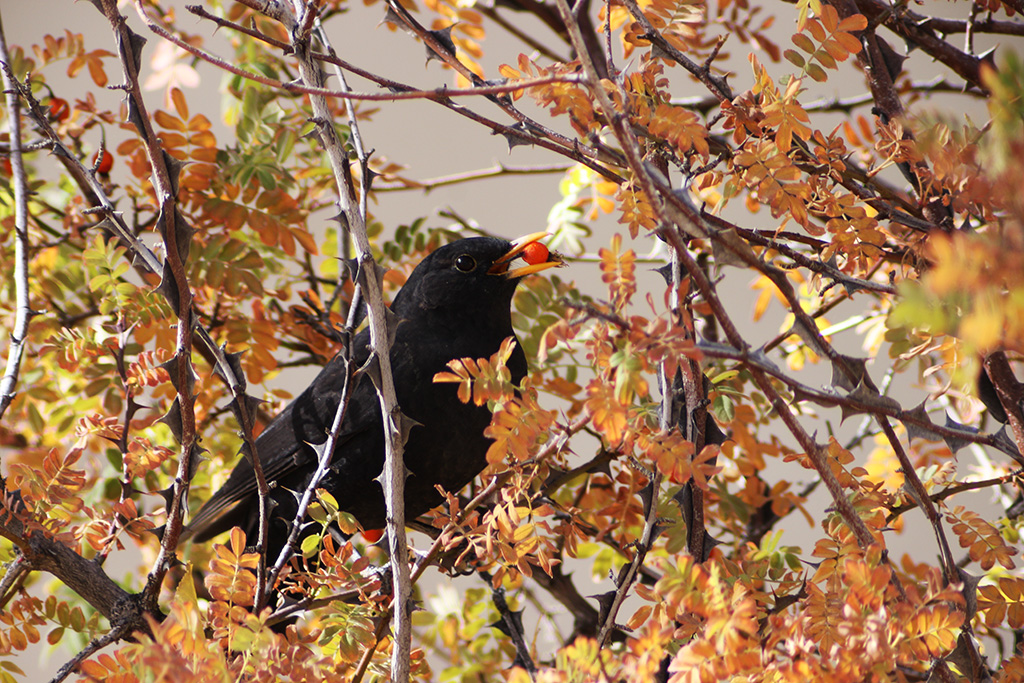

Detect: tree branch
284,2,412,679
0,11,35,422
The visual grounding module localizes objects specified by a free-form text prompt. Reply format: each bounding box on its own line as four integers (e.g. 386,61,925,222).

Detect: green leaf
308,502,328,524
784,49,806,68
712,393,735,422
69,606,85,631
806,63,828,82
300,534,321,558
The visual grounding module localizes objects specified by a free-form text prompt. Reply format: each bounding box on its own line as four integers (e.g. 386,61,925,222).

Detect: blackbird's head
392,233,563,317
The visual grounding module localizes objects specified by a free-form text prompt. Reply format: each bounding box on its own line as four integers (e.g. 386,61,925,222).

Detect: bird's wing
186,341,380,542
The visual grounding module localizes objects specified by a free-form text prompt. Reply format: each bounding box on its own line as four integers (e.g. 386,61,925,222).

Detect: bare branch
374,162,572,193
887,469,1024,521
132,5,585,102
0,504,139,627
922,15,1024,37
852,0,991,92
280,1,413,678
0,11,35,421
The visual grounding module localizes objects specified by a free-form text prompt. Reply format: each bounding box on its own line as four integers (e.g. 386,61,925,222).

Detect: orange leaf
585,380,628,444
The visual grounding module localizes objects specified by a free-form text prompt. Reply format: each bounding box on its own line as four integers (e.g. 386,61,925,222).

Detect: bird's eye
454,254,476,272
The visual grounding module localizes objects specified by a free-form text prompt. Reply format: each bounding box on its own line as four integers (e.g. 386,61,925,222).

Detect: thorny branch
263,287,359,603
100,0,202,614
373,162,573,193
130,7,585,102
154,2,626,181
281,1,414,679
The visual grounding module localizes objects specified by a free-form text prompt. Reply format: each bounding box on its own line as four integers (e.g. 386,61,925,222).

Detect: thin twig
282,1,413,679
374,163,572,192
489,581,538,674
123,6,584,102
887,469,1024,521
47,630,121,683
923,15,1024,37
350,415,587,683
263,291,359,600
618,0,732,101
0,11,34,421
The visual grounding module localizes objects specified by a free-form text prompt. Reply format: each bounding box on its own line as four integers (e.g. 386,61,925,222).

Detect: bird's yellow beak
489,232,566,278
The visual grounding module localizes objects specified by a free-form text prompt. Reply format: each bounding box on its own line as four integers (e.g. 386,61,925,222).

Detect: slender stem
351,415,587,683
285,1,412,678
374,163,572,192
47,631,121,683
264,289,359,598
0,10,34,422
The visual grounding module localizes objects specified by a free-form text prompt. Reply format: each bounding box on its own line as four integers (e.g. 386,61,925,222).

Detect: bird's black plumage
186,236,560,559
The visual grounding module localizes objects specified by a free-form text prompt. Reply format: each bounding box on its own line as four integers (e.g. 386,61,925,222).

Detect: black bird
185,234,562,559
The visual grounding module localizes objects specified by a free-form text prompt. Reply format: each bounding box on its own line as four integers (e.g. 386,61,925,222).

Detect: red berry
93,150,113,174
48,97,70,122
521,241,549,265
1,159,11,176
362,528,384,543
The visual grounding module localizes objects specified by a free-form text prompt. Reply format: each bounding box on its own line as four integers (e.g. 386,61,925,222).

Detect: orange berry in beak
521,241,549,266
